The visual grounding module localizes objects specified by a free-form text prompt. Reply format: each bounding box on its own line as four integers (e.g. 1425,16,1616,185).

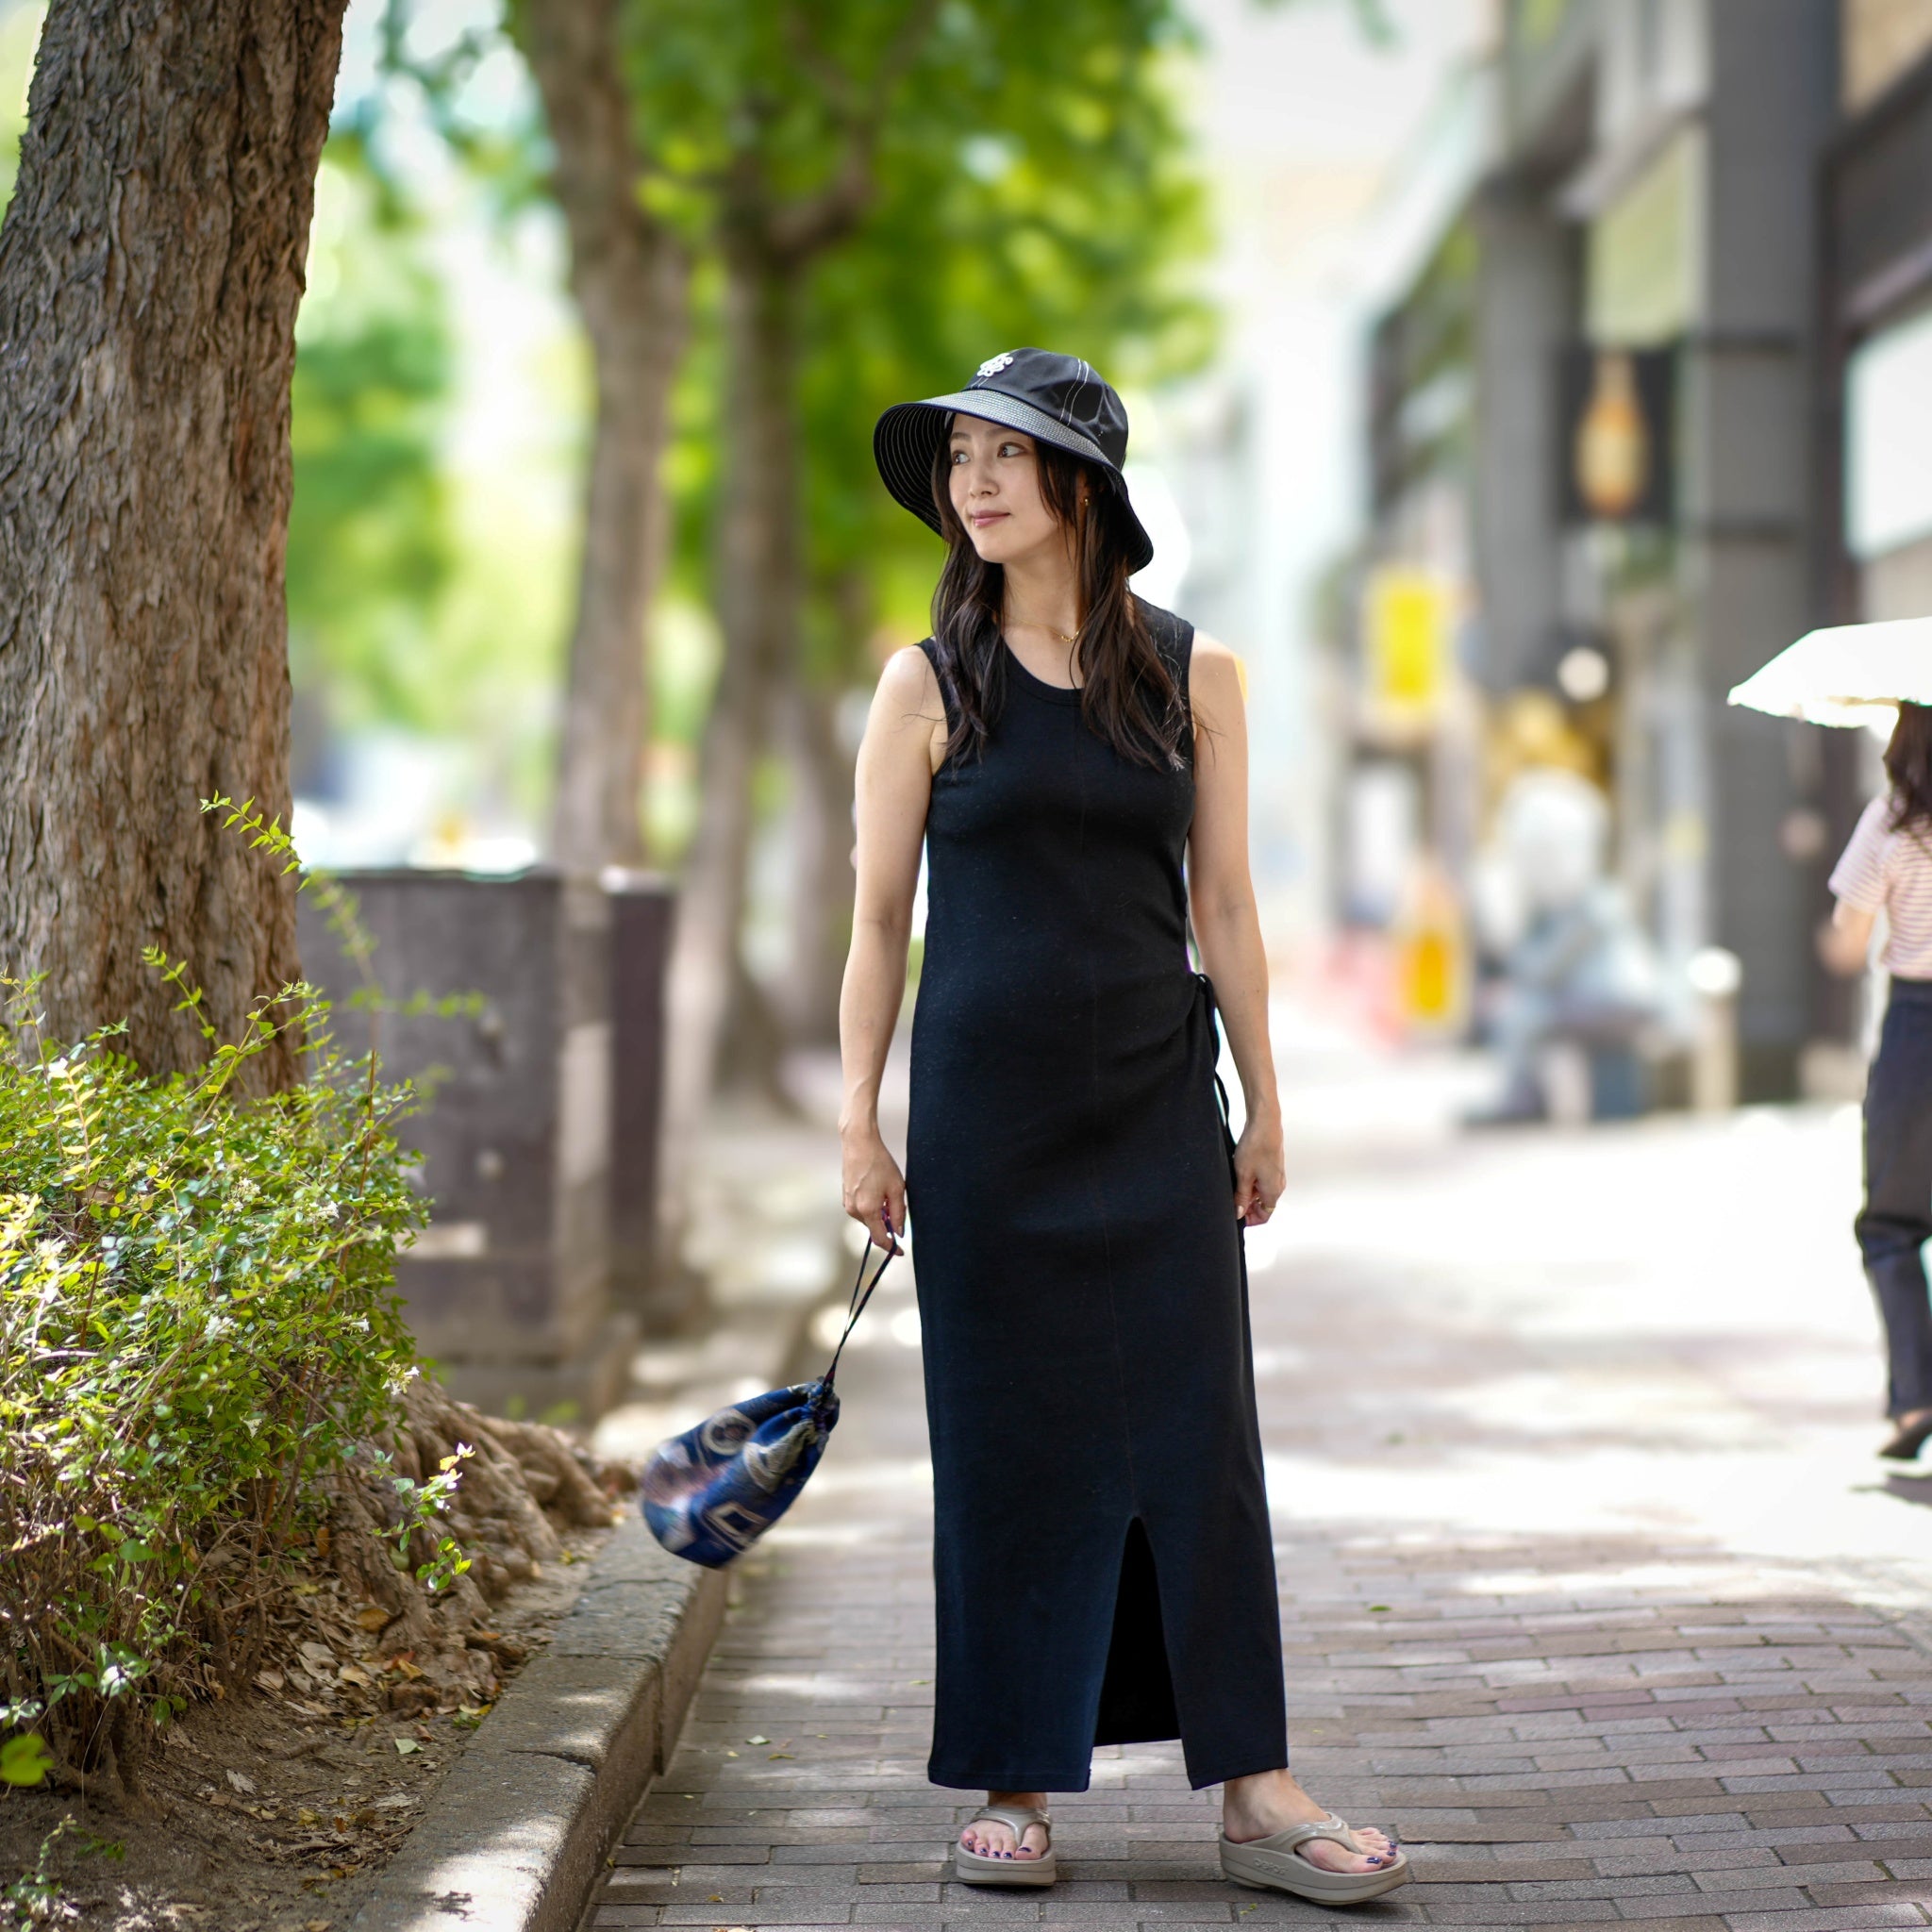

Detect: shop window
1846,303,1932,559
1842,0,1932,113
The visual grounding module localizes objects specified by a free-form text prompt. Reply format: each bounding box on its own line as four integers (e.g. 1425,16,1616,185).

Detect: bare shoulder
1190,632,1241,676
1187,632,1246,724
868,643,944,733
876,643,942,715
865,645,948,780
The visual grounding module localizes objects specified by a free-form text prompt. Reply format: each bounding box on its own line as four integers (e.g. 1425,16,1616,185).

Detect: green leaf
0,1733,53,1787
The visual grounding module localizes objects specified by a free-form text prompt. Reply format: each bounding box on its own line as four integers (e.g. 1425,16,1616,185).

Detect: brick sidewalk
585,1102,1932,1930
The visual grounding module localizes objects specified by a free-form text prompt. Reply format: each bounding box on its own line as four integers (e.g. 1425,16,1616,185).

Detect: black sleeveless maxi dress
907,602,1289,1793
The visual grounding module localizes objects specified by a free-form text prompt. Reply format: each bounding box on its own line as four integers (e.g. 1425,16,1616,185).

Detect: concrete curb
349,1523,726,1932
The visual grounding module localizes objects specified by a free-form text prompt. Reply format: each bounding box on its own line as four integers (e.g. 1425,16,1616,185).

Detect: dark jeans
1857,978,1932,1418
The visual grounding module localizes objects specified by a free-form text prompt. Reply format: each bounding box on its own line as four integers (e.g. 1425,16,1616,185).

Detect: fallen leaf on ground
299,1641,335,1667
393,1739,421,1756
356,1606,391,1633
225,1769,257,1794
745,1735,769,1744
338,1665,373,1689
254,1669,285,1692
766,1752,793,1760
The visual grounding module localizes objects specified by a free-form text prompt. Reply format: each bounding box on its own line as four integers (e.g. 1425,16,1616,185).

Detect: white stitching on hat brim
896,391,1112,468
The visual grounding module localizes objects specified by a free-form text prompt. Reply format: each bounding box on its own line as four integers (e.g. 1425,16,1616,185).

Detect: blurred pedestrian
1822,702,1932,1469
1467,768,1664,1124
835,350,1407,1906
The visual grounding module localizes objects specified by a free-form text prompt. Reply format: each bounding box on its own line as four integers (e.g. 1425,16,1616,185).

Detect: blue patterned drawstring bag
640,1223,895,1568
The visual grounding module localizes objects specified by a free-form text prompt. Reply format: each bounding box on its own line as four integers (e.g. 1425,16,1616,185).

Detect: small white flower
974,352,1015,380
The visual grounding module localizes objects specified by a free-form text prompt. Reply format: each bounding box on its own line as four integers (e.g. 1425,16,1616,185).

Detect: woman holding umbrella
1821,700,1932,1466
1733,625,1932,1467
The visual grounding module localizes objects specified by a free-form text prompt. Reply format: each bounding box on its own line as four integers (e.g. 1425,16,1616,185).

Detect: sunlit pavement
587,1009,1932,1929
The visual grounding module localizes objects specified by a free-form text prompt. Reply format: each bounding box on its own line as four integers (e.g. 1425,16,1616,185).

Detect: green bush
0,916,429,1790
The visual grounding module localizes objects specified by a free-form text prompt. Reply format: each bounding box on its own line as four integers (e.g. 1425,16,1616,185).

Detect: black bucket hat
873,347,1154,574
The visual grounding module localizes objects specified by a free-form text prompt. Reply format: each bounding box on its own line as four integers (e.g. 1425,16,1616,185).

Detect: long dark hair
924,429,1187,770
1888,702,1932,835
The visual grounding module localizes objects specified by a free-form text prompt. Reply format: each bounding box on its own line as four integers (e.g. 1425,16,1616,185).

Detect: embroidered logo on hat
974,352,1016,380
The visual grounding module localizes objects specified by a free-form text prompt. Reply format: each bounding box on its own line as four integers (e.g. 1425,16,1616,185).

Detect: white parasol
1726,617,1932,727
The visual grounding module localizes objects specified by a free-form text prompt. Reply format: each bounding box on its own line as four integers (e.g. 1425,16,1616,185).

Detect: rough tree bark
0,0,347,1087
514,0,689,874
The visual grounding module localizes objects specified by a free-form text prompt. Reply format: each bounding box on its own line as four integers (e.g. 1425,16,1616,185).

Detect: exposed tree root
313,1377,636,1712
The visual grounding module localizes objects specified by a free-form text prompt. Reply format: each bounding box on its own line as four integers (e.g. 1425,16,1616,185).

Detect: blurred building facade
1351,0,1932,1101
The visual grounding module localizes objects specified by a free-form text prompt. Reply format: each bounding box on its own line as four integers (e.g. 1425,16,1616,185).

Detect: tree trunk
777,630,862,1050
0,0,345,1085
661,226,800,1150
515,0,688,874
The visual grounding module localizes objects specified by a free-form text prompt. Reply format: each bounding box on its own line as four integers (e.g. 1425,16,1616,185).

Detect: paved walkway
586,1022,1932,1930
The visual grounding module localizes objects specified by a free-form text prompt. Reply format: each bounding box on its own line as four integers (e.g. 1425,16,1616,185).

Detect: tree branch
765,0,941,264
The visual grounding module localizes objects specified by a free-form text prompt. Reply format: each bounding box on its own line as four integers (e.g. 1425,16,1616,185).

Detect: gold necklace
1009,613,1080,645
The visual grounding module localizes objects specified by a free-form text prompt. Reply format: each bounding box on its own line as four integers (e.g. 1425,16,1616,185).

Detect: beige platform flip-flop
1220,1814,1410,1904
954,1803,1057,1886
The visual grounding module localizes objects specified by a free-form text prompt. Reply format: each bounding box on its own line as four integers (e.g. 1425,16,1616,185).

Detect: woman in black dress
837,349,1408,1906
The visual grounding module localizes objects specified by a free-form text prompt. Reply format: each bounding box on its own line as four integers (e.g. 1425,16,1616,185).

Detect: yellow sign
1365,568,1452,720
1397,859,1467,1034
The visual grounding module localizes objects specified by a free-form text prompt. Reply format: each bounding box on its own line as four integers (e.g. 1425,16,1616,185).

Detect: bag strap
820,1210,897,1392
1196,972,1237,1138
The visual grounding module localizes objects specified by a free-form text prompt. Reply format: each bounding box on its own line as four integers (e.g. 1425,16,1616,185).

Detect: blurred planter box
297,868,673,1419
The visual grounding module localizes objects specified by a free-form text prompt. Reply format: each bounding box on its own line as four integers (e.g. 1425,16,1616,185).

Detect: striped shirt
1829,793,1932,979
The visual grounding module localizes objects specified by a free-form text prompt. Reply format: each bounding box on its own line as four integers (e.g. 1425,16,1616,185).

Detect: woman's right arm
1820,899,1877,977
1820,799,1886,977
838,647,941,1249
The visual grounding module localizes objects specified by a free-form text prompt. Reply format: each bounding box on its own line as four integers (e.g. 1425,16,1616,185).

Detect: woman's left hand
1232,1115,1285,1226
